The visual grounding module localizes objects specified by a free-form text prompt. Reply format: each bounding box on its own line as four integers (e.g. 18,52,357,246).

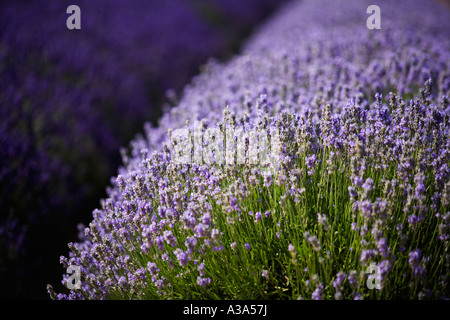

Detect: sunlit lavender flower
362,178,374,195
312,285,324,300
378,260,392,283
360,249,377,264
348,186,358,202
197,263,205,277
348,270,358,289
202,213,211,226
163,230,177,247
333,271,347,290
304,232,321,252
352,176,364,188
118,276,128,289
305,154,317,175
197,276,211,287
360,200,373,217
174,249,189,267
194,223,206,238
377,238,390,258
414,173,426,200
156,236,165,251
147,262,159,276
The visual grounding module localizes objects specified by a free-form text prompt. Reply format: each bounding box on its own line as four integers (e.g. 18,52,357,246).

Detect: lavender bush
0,0,285,298
48,0,449,299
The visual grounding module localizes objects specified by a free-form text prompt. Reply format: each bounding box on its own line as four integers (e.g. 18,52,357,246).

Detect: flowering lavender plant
0,0,285,298
48,0,449,300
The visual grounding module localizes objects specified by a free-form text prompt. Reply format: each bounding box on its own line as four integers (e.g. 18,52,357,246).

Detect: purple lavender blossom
348,271,358,289
194,223,207,238
360,249,377,264
360,200,373,217
312,285,324,300
197,276,211,287
377,238,390,258
147,262,159,276
174,249,189,267
409,249,424,277
333,272,347,290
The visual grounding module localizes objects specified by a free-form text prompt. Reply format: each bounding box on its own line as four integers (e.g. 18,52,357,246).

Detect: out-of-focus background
0,0,288,299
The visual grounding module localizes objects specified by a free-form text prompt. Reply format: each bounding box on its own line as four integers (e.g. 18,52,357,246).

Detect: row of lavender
0,0,286,298
48,0,449,299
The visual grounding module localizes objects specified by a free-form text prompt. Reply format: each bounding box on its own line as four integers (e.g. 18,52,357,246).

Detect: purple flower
194,223,206,238
202,213,211,226
288,243,297,255
156,236,165,251
306,154,317,175
333,271,347,290
362,178,374,194
312,286,323,300
377,238,390,258
352,176,364,188
244,243,252,251
185,236,198,250
304,232,321,252
348,186,358,202
378,260,392,282
353,293,363,300
118,276,127,289
348,271,358,289
211,228,220,240
163,230,177,247
360,249,377,264
197,263,205,276
317,213,330,230
360,200,373,216
196,276,211,287
147,262,159,276
409,249,424,277
408,214,423,226
174,249,189,267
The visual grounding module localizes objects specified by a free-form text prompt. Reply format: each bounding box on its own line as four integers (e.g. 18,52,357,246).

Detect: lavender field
0,0,285,299
2,0,449,300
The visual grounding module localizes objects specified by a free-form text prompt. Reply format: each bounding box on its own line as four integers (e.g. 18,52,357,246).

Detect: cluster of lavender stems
0,0,286,298
46,0,449,299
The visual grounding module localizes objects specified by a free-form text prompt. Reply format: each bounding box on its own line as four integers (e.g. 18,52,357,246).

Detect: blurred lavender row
0,0,286,298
